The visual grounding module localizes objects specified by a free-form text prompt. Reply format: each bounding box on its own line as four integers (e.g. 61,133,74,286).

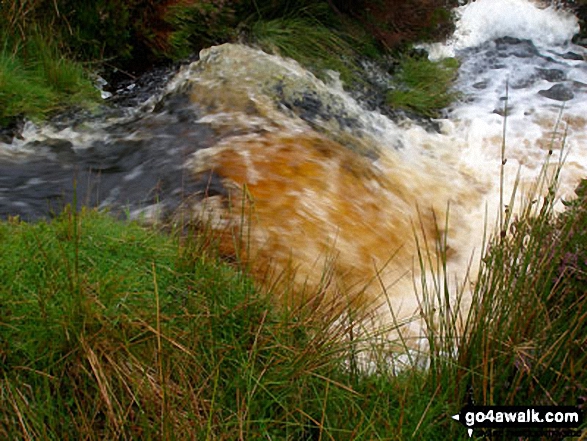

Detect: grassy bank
1,167,586,439
386,54,460,117
0,208,461,439
0,32,99,126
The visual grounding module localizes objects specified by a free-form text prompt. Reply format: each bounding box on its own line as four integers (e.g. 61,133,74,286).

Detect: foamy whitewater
0,0,586,368
432,0,586,189
171,0,587,353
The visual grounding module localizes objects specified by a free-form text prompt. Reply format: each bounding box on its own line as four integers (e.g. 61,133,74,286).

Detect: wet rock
535,68,566,82
494,37,539,58
493,105,514,117
472,81,488,90
28,139,76,162
290,92,323,123
560,51,583,61
107,61,188,108
538,84,574,101
511,77,536,89
0,116,25,144
275,88,364,137
191,170,229,199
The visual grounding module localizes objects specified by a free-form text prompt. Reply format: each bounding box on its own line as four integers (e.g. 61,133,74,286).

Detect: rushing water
1,0,585,348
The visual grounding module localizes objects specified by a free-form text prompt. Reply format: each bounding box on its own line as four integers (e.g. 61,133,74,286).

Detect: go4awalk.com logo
451,405,583,438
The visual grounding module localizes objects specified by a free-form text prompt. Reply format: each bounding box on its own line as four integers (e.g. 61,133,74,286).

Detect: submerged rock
560,51,583,60
169,43,394,158
0,116,25,144
535,68,566,82
538,83,574,101
494,37,540,58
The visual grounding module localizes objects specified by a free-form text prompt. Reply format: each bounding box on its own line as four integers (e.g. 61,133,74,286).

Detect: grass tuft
386,54,460,117
0,31,98,125
2,208,456,439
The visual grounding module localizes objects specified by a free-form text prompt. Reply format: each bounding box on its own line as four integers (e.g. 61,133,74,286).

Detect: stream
1,0,585,348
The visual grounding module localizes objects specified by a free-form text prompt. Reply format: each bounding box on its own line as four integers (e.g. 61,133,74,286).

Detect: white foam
426,0,579,59
420,1,587,211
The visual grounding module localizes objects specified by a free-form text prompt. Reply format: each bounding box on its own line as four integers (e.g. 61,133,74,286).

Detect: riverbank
0,0,463,138
1,1,586,438
1,164,585,438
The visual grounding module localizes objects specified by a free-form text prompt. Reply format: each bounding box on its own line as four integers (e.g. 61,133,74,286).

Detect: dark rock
560,51,584,61
27,139,76,162
292,92,324,122
511,77,536,89
0,115,25,144
473,81,488,90
494,37,539,58
493,105,514,117
107,60,189,109
535,68,566,82
538,84,574,101
192,170,229,199
495,36,527,46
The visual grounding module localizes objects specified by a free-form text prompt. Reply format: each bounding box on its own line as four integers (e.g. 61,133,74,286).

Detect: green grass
462,173,587,409
249,16,357,82
1,165,585,438
0,35,99,125
386,54,460,117
0,49,58,123
0,207,465,439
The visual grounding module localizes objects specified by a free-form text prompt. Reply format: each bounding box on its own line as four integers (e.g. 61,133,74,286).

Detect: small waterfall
166,43,483,342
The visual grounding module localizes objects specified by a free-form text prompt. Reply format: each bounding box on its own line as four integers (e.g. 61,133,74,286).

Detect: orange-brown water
173,44,484,343
186,130,479,338
169,42,587,350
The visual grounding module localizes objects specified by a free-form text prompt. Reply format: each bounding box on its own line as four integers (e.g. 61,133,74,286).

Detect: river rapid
1,0,585,355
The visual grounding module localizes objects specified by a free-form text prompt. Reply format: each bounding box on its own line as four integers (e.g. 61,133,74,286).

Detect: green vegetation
386,54,460,117
0,35,99,125
0,2,582,437
1,144,586,438
249,17,358,83
243,2,378,84
0,0,460,126
0,208,462,439
0,1,100,126
446,150,586,410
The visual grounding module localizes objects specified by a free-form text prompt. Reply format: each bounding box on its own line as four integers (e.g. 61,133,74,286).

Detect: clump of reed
386,53,460,117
